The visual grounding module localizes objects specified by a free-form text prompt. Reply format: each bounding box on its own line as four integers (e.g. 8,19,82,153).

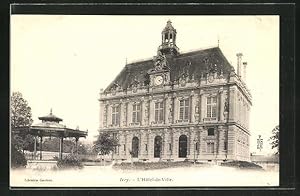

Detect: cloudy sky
11,15,279,154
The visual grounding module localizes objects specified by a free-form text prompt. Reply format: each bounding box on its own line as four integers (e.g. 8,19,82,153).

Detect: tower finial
217,35,220,47
126,57,127,65
50,108,52,115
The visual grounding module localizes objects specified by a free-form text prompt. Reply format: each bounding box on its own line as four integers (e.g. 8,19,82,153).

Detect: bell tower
158,20,179,56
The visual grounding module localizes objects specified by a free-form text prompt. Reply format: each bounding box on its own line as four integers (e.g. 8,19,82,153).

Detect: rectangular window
224,141,227,151
155,101,164,122
112,105,120,125
179,99,190,120
207,97,217,118
169,143,172,151
123,144,126,151
207,142,214,153
145,144,148,151
132,103,141,123
112,133,117,139
208,128,215,136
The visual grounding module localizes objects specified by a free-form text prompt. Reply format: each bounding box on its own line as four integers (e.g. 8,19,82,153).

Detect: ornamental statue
153,51,168,71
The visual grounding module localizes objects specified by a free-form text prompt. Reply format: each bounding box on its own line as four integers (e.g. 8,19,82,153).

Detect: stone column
149,97,154,125
99,101,104,128
141,97,145,126
164,95,169,125
126,99,131,126
199,127,206,155
199,90,205,122
219,88,224,122
172,129,178,159
190,91,195,123
119,99,123,127
107,103,112,126
123,132,127,157
172,93,178,124
147,130,151,159
103,104,108,127
189,127,195,160
161,132,165,159
228,86,236,121
163,128,169,158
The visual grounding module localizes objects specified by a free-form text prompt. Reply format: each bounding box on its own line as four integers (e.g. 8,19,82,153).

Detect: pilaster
190,91,195,123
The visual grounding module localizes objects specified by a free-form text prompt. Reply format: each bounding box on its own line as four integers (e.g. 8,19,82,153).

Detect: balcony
151,121,164,125
203,117,217,123
176,119,189,123
108,124,119,128
129,122,140,126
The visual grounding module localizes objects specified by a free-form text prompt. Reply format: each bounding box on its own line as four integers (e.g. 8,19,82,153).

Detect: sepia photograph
10,15,279,187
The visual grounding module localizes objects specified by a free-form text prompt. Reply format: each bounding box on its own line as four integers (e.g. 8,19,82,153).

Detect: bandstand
14,109,88,161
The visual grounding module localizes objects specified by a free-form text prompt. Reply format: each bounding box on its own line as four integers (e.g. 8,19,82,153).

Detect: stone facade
98,20,252,163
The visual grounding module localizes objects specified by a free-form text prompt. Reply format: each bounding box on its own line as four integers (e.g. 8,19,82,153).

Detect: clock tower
148,20,179,87
148,51,170,87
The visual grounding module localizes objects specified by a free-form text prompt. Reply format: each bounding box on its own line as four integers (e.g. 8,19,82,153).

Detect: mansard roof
104,47,233,92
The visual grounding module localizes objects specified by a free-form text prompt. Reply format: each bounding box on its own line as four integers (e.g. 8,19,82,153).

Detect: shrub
221,161,263,170
56,154,83,169
11,146,27,168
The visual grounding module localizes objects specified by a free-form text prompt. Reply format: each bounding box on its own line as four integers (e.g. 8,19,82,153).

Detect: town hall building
98,20,252,162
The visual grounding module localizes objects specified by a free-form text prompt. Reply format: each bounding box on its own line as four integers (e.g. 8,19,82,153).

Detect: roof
32,121,66,129
13,109,88,138
105,47,233,92
38,109,63,122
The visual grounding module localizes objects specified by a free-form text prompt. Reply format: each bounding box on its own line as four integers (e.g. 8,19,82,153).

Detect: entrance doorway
131,137,139,158
154,136,162,158
179,135,187,158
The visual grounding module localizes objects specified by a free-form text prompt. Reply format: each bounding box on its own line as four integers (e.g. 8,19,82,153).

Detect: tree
93,132,119,157
11,92,34,152
269,125,279,155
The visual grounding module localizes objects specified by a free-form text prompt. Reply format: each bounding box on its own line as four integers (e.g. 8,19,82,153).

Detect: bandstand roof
13,110,88,138
38,109,63,122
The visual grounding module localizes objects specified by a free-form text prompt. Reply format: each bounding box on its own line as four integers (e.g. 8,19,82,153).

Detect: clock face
154,75,164,85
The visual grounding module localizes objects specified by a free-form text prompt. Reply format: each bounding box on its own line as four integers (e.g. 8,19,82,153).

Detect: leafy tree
93,132,119,156
269,125,279,155
11,92,34,153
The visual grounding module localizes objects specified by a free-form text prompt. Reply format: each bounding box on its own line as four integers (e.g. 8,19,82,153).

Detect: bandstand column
75,137,79,155
39,136,43,160
34,136,37,160
59,137,64,160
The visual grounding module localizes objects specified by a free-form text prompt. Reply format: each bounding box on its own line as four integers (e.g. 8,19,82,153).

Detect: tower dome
158,20,179,55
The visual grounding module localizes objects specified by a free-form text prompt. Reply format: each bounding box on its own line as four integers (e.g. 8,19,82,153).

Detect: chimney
236,53,243,77
243,62,247,83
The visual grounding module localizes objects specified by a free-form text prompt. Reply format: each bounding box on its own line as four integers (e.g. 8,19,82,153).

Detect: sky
11,15,279,154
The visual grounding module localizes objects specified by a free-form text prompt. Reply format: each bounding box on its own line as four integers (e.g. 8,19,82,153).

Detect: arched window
154,136,162,158
131,137,139,158
179,135,188,158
